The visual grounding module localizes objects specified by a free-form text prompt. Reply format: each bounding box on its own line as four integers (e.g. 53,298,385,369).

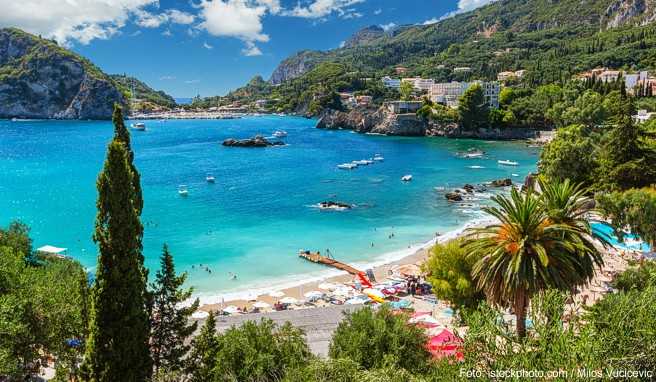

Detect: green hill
203,0,656,114
110,74,177,110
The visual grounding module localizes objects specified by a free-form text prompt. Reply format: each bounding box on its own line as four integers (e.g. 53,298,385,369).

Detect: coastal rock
343,25,385,48
491,178,513,187
463,184,475,193
0,28,124,120
427,121,539,140
269,50,324,85
445,192,463,201
318,201,352,210
222,135,284,148
316,107,426,136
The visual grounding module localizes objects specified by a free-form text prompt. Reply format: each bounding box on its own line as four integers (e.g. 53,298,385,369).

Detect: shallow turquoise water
591,222,651,252
0,116,539,299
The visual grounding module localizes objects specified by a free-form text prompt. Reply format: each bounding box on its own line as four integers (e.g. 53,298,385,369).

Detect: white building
429,81,500,108
634,109,656,123
453,67,472,73
401,77,435,91
382,76,401,89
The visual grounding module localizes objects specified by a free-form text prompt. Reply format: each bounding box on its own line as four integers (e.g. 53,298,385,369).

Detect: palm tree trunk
515,292,527,337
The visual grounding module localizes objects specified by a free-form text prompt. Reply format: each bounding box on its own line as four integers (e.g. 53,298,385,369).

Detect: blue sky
0,0,493,97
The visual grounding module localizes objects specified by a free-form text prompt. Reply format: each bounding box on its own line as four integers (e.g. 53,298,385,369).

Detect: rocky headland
0,28,124,119
316,107,538,139
222,135,285,148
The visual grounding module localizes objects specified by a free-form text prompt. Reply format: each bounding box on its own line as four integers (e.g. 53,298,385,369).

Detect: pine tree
112,104,143,215
150,244,199,374
82,139,151,382
187,312,219,382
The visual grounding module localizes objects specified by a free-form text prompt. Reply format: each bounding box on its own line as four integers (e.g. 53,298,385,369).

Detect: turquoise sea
0,116,539,302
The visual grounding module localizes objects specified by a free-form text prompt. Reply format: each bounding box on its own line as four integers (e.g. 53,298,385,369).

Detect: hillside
268,0,656,84
0,28,124,119
110,74,176,110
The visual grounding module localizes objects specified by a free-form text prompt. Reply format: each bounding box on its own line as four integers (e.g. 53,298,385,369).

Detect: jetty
298,251,362,276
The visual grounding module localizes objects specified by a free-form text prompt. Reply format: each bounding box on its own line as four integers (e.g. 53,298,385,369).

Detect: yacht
131,122,146,131
401,175,413,182
178,185,189,197
206,175,216,183
352,160,372,166
337,163,358,170
273,130,288,138
373,155,384,161
498,160,519,166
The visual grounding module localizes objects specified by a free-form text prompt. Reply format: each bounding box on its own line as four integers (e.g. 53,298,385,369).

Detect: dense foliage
0,223,88,380
422,239,484,309
110,74,177,110
329,305,430,372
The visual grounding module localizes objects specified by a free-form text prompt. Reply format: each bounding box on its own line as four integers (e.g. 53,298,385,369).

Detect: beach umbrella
268,291,285,298
304,291,324,301
253,301,271,309
191,311,210,319
427,329,463,361
280,297,298,305
318,282,337,290
398,264,422,277
222,305,240,314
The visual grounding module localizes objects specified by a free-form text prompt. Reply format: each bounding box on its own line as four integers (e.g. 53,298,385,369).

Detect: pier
298,251,362,276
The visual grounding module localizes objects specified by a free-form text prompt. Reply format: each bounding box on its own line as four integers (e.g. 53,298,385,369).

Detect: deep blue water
0,116,540,300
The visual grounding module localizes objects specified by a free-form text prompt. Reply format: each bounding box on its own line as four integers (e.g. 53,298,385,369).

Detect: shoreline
196,216,495,312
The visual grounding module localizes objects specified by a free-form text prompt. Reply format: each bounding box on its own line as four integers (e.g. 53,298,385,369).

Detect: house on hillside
382,76,401,89
385,101,423,114
429,81,499,108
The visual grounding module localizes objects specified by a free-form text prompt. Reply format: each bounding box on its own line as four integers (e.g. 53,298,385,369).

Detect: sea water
0,116,539,301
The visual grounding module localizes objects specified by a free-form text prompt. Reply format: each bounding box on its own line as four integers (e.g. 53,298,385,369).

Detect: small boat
401,175,413,182
272,130,288,138
338,163,358,170
468,165,485,169
460,149,485,158
373,155,384,161
498,160,519,166
511,173,519,177
131,122,146,131
206,175,216,183
352,160,371,166
178,185,189,197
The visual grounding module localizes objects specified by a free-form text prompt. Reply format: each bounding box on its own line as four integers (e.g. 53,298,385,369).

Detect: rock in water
445,192,463,201
222,135,285,148
491,178,513,187
0,28,124,119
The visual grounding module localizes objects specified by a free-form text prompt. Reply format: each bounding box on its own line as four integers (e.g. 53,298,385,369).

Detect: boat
178,185,189,197
460,149,485,158
206,175,216,183
511,173,519,177
373,155,384,161
498,160,519,166
337,163,358,170
401,175,413,182
352,160,371,166
131,122,146,131
272,130,288,138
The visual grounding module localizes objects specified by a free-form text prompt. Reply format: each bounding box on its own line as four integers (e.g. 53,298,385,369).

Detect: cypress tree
112,104,143,215
82,139,151,382
150,244,199,374
186,312,219,382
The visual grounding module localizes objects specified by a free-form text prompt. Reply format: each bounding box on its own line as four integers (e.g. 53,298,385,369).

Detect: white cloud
242,41,262,56
0,0,156,45
160,75,176,80
135,9,195,28
342,11,362,19
338,40,345,48
422,18,439,25
437,0,498,22
203,41,213,49
381,22,396,31
162,29,173,36
185,79,200,84
373,8,382,15
284,0,366,19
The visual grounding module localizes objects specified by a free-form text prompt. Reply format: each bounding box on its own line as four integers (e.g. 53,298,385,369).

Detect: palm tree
466,184,604,337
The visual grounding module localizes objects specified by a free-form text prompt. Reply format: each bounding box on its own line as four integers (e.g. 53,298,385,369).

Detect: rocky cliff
269,50,325,85
316,107,538,139
343,25,386,48
0,28,124,119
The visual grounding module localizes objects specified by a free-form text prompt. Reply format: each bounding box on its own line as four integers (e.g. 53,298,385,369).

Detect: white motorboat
373,155,384,161
272,130,288,138
352,160,372,165
511,173,519,177
498,160,519,166
206,175,216,183
464,152,484,158
338,163,358,170
178,185,189,197
401,175,413,182
131,122,146,131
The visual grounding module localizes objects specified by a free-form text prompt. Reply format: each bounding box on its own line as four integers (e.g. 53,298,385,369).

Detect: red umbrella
427,329,464,361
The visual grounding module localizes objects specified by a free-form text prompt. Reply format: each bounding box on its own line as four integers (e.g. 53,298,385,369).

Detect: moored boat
178,185,189,196
498,160,519,166
338,163,358,170
401,175,413,182
273,130,288,138
131,122,146,131
206,175,216,183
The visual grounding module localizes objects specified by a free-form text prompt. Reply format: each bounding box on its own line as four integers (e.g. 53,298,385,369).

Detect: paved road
211,305,364,357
